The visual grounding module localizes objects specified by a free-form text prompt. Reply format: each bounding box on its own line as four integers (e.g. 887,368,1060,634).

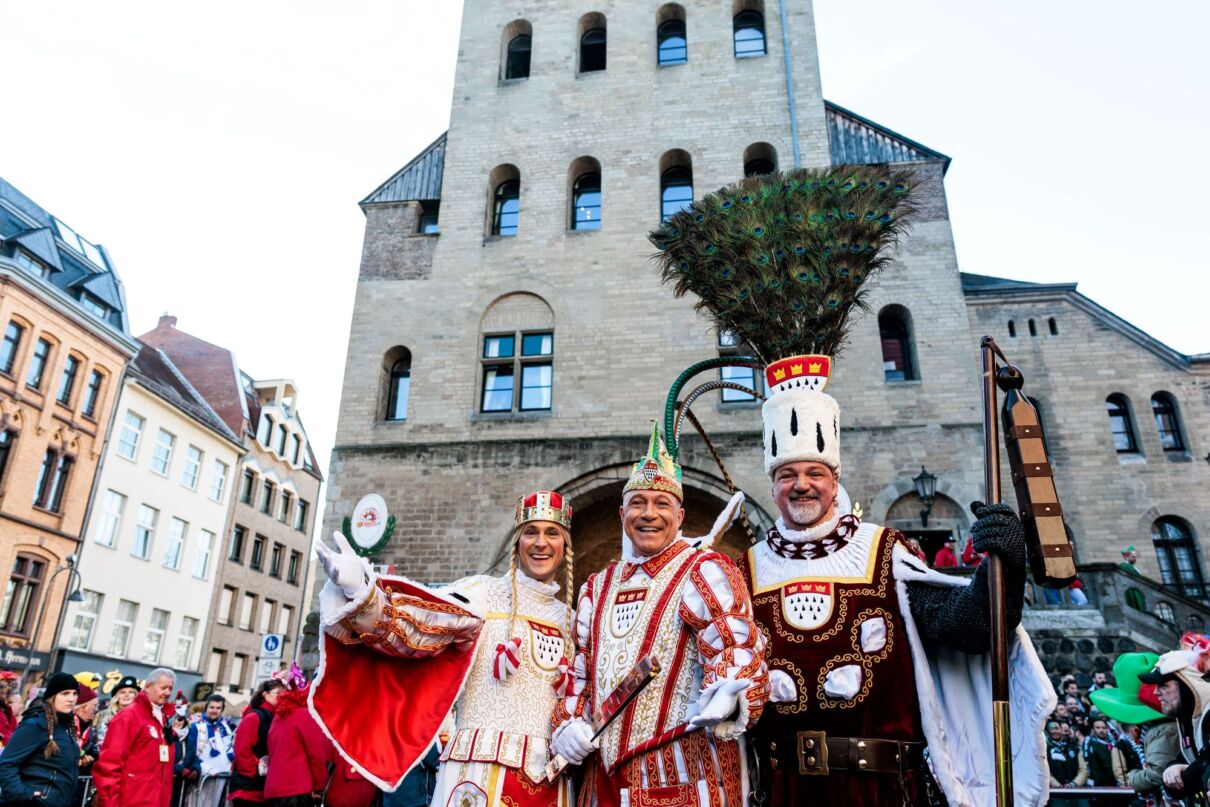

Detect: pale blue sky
2,0,1206,487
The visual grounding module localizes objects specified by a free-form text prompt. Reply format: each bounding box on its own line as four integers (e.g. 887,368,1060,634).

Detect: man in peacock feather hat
649,167,1056,806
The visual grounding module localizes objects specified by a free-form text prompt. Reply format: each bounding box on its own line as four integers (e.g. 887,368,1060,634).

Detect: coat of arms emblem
528,620,564,671
781,580,833,631
610,588,647,637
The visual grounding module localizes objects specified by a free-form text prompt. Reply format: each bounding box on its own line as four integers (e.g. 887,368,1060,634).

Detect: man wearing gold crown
310,490,577,806
549,425,769,807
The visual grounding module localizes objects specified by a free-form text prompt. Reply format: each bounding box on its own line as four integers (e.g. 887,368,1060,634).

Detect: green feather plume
649,166,918,365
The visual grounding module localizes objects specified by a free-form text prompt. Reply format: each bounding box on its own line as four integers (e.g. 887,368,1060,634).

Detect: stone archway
885,492,970,565
557,464,774,595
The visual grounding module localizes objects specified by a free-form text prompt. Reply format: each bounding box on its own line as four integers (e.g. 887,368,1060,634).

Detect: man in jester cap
649,166,1055,805
1089,652,1180,800
548,424,769,807
1137,633,1210,800
311,490,577,806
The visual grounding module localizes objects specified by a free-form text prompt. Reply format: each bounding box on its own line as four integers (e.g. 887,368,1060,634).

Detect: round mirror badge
343,493,396,557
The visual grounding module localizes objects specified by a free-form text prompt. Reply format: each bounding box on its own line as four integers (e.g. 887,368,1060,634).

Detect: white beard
786,496,826,526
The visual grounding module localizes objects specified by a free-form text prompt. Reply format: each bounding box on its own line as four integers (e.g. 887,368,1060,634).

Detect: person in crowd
71,684,99,807
0,672,82,807
932,535,959,568
263,665,328,807
229,677,284,806
94,675,139,749
0,671,19,746
1090,671,1112,691
324,745,378,807
1120,547,1140,575
171,713,197,807
1138,636,1210,801
183,694,234,807
1068,578,1089,605
1085,718,1125,787
91,667,177,807
381,743,440,807
1046,719,1089,806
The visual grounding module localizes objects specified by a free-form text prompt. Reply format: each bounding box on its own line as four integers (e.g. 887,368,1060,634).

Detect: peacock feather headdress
649,165,917,366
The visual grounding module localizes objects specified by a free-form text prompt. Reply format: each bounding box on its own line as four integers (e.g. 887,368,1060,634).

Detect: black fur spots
771,431,778,457
816,423,825,452
790,409,799,436
834,416,838,438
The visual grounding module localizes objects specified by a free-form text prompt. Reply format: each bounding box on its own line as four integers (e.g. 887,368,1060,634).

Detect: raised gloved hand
551,719,597,765
768,669,797,704
689,678,749,729
969,501,1025,560
314,530,374,602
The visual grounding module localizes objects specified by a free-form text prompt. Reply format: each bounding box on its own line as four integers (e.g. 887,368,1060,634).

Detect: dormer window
80,293,108,319
15,251,51,279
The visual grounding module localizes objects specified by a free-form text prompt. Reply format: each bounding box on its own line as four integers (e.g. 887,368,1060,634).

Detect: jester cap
623,422,683,501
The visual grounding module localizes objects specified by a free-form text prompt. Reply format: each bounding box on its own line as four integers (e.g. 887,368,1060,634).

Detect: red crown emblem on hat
515,490,573,529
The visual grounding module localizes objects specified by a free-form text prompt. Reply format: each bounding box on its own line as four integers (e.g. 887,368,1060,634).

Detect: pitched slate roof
127,343,244,447
361,132,447,206
825,101,951,173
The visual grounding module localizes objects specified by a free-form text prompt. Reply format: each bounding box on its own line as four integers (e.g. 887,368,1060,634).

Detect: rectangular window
483,335,515,359
175,616,198,669
259,599,274,633
294,499,309,532
250,535,266,571
519,363,552,410
162,517,187,570
287,550,301,585
521,333,553,356
26,338,51,390
151,429,175,475
0,322,23,376
80,294,108,319
117,412,144,460
275,423,288,455
257,415,273,446
217,586,235,626
239,593,255,631
259,482,275,515
67,589,103,651
278,491,292,523
94,490,126,547
193,529,215,579
290,434,301,465
209,460,228,502
481,331,554,413
181,445,203,489
15,250,51,278
141,607,169,664
228,525,247,563
481,363,515,411
33,451,72,513
207,650,225,683
269,543,284,578
132,504,158,559
56,355,79,405
239,469,255,504
0,555,46,637
718,331,760,402
0,430,12,486
82,370,104,418
108,599,137,657
229,653,246,690
278,604,293,636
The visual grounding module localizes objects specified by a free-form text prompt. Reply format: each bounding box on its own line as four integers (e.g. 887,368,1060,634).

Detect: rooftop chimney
158,314,177,329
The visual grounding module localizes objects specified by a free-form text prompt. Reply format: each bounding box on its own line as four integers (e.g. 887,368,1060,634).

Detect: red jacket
264,688,328,799
230,701,276,802
91,691,174,807
0,701,15,745
932,544,959,569
325,745,378,807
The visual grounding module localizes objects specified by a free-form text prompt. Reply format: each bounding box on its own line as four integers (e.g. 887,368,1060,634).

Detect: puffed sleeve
552,576,596,731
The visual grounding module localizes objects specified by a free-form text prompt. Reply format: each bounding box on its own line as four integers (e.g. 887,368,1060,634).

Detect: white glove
551,719,597,765
768,669,797,703
314,530,373,602
689,678,749,729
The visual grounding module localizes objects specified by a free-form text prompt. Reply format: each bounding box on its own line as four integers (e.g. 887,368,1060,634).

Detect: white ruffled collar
621,531,688,564
516,569,560,598
774,512,840,544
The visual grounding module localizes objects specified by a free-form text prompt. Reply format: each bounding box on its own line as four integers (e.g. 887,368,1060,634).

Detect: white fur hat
761,354,841,478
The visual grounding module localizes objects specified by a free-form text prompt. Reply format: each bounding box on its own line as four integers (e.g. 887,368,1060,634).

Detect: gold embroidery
848,607,894,663
815,652,873,709
771,659,809,715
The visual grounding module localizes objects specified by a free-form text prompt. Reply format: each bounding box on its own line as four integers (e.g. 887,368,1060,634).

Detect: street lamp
20,554,82,688
913,466,938,527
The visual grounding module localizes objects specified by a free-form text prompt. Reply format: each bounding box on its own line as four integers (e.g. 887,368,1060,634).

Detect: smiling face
771,461,838,530
516,520,567,584
620,490,685,557
115,687,137,708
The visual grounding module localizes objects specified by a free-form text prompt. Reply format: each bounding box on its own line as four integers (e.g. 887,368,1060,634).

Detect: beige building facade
321,0,1209,671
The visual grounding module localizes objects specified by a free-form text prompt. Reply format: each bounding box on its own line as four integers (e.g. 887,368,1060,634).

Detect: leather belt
765,731,924,776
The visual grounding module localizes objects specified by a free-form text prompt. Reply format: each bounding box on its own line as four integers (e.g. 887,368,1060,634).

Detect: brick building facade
322,0,1209,617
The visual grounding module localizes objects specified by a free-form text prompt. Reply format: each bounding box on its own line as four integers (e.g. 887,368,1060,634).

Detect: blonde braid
507,529,520,642
42,701,59,759
562,532,576,621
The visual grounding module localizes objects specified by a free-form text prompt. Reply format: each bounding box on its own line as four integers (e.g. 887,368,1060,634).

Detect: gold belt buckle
797,730,828,775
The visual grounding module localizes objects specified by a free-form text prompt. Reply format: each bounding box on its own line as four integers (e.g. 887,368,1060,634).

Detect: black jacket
0,710,80,806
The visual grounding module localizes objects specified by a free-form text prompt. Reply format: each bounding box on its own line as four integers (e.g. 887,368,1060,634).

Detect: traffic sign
260,634,284,659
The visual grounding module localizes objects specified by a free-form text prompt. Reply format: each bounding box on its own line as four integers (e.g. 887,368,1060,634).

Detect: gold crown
808,361,822,374
790,363,803,375
772,368,787,381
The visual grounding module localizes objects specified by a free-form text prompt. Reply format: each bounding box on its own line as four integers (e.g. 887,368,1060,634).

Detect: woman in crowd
0,673,83,807
229,677,284,806
93,675,138,749
263,667,327,807
0,671,19,747
170,713,197,806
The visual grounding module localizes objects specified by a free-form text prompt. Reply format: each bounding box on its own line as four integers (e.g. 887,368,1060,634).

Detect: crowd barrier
77,771,230,807
1049,785,1142,802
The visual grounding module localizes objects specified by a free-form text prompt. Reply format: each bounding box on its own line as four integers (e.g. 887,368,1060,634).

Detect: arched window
1152,517,1206,600
502,21,533,80
733,8,766,58
489,165,521,237
570,158,602,231
657,18,687,65
1007,320,1016,338
659,150,693,221
1028,318,1037,337
743,142,777,176
1105,394,1138,454
383,348,411,422
1048,317,1058,335
480,294,555,413
1151,392,1186,452
579,14,607,73
878,305,917,382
